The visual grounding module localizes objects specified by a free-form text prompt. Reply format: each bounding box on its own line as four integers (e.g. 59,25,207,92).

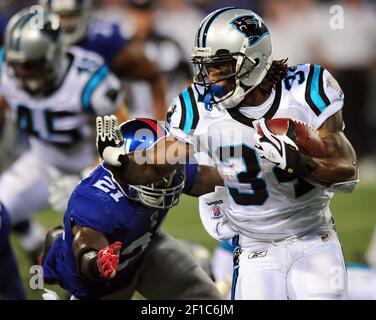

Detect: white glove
47,167,81,213
253,118,298,170
96,115,127,167
199,186,236,241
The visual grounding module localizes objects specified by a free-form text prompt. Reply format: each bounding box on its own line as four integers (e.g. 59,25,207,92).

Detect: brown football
256,118,327,158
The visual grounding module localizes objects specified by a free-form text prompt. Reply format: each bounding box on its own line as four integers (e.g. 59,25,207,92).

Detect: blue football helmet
117,118,185,209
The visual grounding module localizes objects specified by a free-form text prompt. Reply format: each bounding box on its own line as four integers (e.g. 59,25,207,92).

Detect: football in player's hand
256,118,327,158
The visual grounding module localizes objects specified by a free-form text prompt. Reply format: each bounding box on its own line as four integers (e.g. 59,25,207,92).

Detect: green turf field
11,182,376,299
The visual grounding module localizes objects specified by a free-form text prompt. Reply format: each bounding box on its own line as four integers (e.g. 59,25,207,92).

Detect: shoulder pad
167,85,202,134
69,46,105,75
283,63,344,116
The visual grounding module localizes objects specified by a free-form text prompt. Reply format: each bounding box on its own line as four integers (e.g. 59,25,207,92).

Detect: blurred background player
0,9,126,261
40,0,166,120
0,202,26,300
120,0,193,119
41,118,222,299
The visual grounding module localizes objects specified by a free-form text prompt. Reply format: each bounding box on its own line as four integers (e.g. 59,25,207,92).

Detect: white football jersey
0,46,123,171
167,63,345,242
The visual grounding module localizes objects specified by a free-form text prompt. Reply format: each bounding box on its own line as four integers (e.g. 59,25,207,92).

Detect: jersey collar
226,81,282,127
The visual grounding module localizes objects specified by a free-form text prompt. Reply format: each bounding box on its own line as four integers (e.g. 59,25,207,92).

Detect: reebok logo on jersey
207,200,224,206
248,250,268,259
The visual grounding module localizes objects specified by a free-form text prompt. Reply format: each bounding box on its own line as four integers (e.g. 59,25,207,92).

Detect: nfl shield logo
212,205,223,219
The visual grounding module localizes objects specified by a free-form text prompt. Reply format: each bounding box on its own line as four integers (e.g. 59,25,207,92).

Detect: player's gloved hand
253,118,299,172
97,241,122,280
96,115,129,169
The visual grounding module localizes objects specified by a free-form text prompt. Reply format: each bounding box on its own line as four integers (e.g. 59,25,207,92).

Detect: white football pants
232,230,347,300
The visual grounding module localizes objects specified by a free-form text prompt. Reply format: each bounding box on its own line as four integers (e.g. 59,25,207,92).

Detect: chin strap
221,84,247,109
221,48,274,109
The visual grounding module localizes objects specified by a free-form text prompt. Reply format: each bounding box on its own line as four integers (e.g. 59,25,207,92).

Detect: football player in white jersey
95,7,358,300
0,9,126,255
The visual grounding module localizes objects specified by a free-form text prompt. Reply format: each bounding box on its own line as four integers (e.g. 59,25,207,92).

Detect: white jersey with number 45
167,63,345,242
0,46,123,171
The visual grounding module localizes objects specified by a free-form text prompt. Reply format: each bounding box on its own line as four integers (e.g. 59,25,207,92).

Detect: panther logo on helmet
229,15,269,47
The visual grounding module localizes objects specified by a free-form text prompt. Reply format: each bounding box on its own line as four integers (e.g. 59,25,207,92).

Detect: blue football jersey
43,162,197,299
78,19,127,66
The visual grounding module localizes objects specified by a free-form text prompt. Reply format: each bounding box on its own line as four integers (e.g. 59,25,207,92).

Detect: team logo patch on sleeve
212,205,223,219
229,15,269,47
207,200,224,219
326,75,344,98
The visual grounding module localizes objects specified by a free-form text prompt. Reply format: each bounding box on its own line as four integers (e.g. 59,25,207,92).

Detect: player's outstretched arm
187,166,224,197
96,115,193,185
72,226,122,281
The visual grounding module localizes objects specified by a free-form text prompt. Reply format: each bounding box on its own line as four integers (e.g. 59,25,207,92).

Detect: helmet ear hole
254,58,260,67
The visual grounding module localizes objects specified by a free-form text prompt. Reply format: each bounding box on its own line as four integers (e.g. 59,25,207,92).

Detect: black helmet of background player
39,0,92,45
112,118,185,209
4,8,64,96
